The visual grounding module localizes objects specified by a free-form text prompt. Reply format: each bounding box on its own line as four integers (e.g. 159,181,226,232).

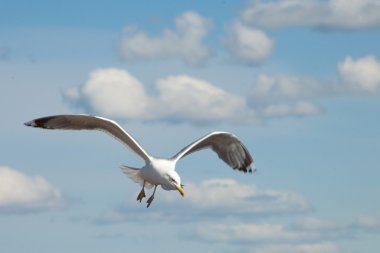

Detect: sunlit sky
1,1,380,253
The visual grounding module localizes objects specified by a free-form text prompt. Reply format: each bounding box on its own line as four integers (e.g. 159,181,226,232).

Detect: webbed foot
146,185,158,208
146,195,154,208
137,188,146,202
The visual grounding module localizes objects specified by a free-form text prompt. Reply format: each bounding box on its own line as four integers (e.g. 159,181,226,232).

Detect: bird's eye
169,177,176,183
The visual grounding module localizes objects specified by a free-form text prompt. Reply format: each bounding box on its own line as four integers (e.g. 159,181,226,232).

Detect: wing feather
172,132,255,173
24,114,151,162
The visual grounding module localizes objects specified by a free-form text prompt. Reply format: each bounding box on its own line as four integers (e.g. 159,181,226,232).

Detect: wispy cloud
0,166,66,214
119,11,212,65
250,74,328,118
251,74,330,103
292,216,380,234
196,215,380,253
197,223,306,243
197,216,380,244
241,0,380,30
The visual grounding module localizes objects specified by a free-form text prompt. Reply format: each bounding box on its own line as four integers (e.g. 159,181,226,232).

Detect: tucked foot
136,188,146,202
146,195,154,208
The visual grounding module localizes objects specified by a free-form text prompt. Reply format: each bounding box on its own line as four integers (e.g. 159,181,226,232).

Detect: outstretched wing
172,132,255,173
24,114,151,162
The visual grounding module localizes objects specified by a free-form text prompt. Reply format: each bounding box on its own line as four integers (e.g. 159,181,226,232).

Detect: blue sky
1,0,380,252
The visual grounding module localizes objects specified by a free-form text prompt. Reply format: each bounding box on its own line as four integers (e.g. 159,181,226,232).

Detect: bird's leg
146,185,157,208
136,181,146,202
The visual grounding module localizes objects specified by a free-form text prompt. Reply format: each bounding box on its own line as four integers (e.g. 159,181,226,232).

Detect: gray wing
24,114,151,162
172,132,255,173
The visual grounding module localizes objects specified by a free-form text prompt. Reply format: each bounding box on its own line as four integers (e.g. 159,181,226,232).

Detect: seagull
25,115,255,207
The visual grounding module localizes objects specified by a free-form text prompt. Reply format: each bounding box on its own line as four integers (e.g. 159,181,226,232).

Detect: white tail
120,165,154,189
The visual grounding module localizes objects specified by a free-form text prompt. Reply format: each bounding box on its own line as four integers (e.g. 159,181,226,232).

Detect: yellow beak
176,185,185,197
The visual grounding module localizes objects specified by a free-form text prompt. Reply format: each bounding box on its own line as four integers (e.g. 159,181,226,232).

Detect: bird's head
165,170,185,197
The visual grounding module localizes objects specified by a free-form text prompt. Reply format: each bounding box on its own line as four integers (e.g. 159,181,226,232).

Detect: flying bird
24,115,255,207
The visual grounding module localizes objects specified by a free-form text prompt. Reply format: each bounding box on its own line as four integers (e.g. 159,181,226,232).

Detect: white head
165,170,184,197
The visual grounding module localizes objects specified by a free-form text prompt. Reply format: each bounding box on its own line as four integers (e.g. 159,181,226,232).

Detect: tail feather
120,165,154,189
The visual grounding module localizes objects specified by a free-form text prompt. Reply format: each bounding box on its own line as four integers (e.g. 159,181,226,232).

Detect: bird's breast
139,164,164,185
140,158,176,186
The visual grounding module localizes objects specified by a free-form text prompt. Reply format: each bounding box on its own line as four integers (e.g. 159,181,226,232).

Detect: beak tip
176,185,185,197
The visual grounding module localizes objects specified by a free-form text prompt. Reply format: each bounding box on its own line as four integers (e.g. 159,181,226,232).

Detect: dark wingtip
234,165,252,173
238,162,257,174
24,120,36,127
24,116,56,129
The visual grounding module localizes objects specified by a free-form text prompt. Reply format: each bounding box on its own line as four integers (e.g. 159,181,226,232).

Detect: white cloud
99,179,311,223
225,22,273,65
292,216,380,239
64,56,380,124
195,215,380,253
249,56,380,117
64,68,255,124
196,222,345,253
196,215,380,244
241,0,380,30
353,215,380,230
250,74,327,118
174,179,310,214
62,86,80,100
197,223,301,242
96,179,310,225
155,75,251,121
0,166,65,214
262,101,321,118
338,55,380,92
249,242,342,253
81,68,151,118
252,74,327,102
293,242,342,253
292,217,343,231
120,11,212,65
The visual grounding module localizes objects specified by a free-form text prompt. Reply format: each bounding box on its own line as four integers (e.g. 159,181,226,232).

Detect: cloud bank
196,215,380,253
241,0,380,30
63,68,255,123
0,166,65,214
250,55,380,118
118,3,380,68
198,223,308,243
119,11,275,65
63,55,380,123
94,178,379,253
